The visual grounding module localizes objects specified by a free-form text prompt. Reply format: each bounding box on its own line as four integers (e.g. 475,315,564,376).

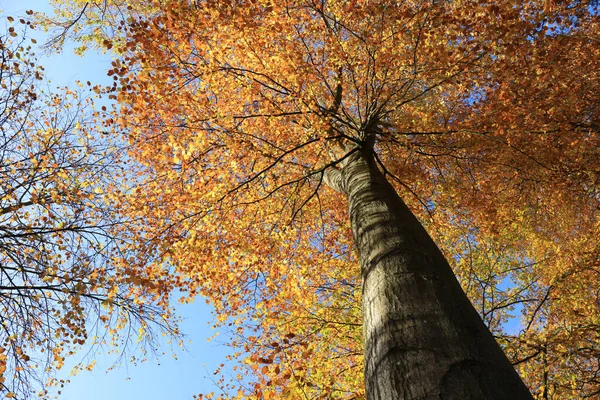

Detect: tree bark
338,151,533,400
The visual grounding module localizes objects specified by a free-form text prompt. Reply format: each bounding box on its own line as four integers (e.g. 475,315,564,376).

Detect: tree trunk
337,151,533,399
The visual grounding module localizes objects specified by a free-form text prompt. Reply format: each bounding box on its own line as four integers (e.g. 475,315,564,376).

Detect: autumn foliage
11,0,600,398
0,18,179,398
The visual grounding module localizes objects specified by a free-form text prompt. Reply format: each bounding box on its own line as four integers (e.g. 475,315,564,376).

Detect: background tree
0,18,179,399
40,0,600,399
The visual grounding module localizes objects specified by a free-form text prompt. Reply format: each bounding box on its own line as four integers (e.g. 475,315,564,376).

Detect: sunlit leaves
0,23,179,398
42,0,600,398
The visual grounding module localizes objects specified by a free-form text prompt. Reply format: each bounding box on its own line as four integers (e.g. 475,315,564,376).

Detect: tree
0,17,179,398
42,0,599,398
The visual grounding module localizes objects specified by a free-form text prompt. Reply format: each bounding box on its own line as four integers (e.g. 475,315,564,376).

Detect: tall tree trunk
335,151,533,399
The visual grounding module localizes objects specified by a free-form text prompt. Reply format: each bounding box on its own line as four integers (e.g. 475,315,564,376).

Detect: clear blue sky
0,1,230,398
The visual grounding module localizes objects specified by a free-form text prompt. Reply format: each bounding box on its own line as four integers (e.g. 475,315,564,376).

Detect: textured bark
339,151,533,400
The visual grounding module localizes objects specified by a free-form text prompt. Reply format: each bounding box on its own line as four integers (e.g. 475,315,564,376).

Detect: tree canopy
6,0,600,398
0,18,179,398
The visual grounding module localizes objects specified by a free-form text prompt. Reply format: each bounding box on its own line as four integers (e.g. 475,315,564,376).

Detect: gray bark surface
337,151,533,400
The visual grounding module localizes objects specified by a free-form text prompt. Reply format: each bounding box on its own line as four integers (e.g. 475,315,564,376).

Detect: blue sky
0,1,230,398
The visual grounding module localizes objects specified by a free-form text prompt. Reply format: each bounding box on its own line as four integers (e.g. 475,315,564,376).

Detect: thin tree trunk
336,151,533,399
